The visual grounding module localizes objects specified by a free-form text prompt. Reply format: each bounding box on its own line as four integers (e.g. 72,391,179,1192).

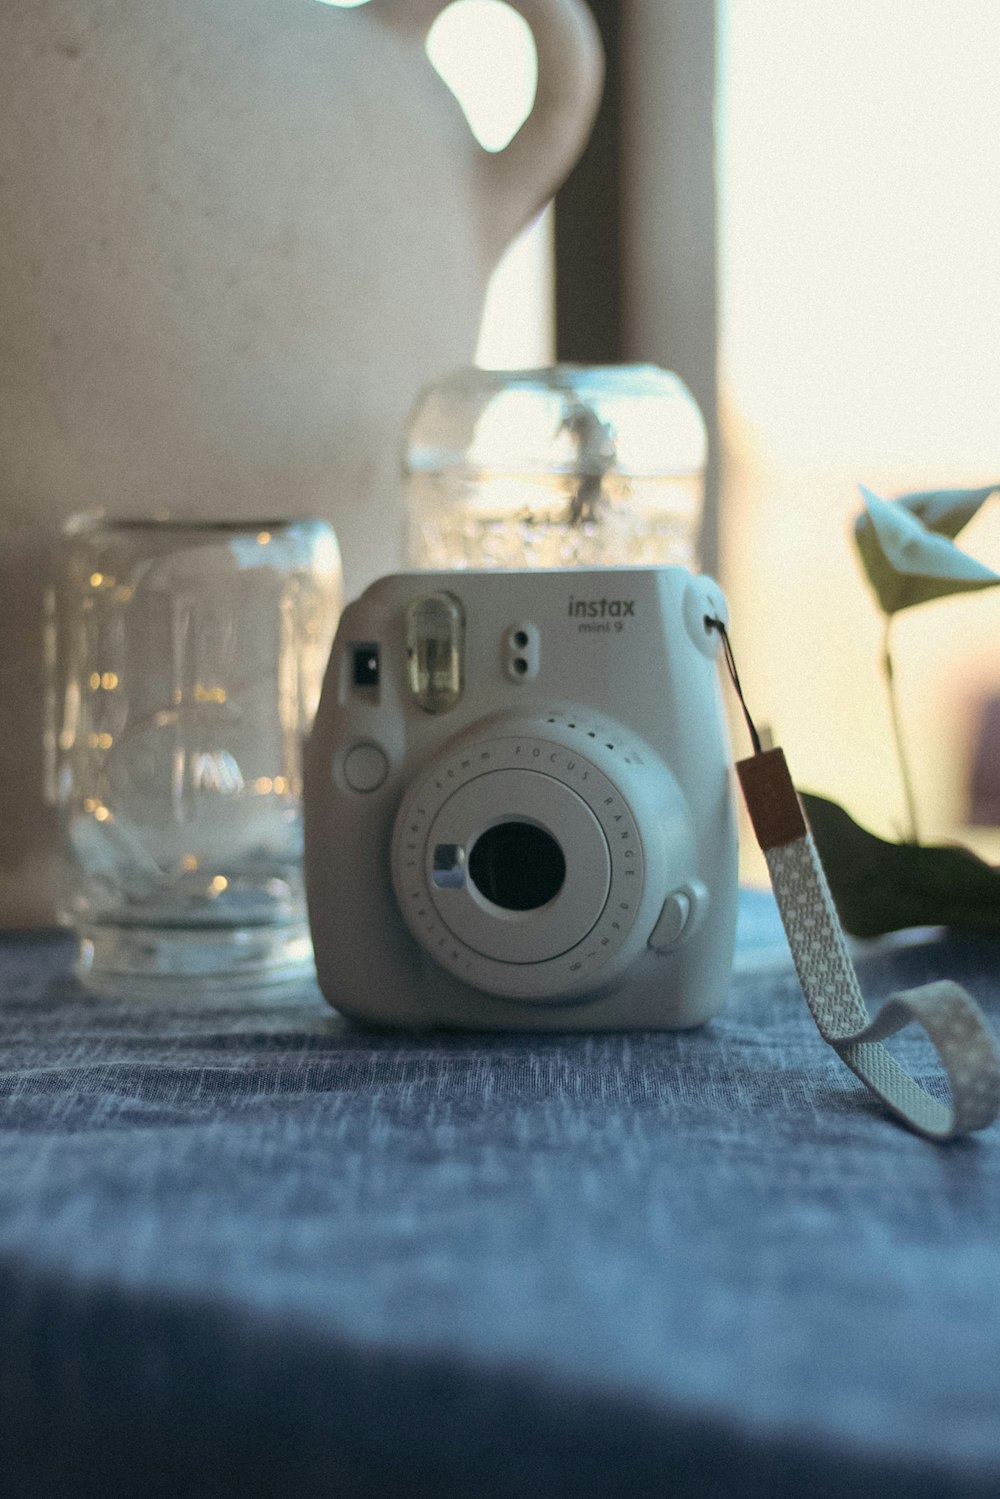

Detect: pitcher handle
481,0,603,252
378,0,604,257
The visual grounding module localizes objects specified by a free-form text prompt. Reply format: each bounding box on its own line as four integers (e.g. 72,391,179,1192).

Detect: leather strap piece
738,749,1000,1141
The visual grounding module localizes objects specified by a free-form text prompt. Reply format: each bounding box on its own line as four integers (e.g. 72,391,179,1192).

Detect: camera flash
407,592,464,713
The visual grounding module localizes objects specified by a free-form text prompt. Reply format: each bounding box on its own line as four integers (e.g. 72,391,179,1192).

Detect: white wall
718,0,1000,857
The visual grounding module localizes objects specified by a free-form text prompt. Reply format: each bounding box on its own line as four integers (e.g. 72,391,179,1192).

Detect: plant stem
882,615,920,844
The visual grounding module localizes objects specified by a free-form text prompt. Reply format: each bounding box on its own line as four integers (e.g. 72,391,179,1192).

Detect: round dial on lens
391,732,645,1002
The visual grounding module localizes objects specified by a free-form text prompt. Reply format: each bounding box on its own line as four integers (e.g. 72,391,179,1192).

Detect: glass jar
404,364,707,570
46,516,342,995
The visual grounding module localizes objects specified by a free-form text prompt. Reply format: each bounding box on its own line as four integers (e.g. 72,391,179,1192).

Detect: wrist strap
739,748,1000,1140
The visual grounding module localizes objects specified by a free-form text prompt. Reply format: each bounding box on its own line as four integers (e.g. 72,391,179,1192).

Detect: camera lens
468,821,566,911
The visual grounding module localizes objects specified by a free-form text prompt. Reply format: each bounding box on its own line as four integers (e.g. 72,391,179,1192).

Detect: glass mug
46,516,342,995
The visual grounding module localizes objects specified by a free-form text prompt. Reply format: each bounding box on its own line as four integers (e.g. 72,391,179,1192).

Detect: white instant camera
304,567,738,1030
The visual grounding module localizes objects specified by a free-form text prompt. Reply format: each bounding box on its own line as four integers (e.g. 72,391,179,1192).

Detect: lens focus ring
390,728,647,1003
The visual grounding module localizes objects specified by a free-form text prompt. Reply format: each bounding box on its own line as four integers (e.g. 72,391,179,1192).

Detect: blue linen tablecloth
1,894,999,1497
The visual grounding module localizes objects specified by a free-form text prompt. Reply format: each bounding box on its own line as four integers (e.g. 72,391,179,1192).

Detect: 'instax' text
568,596,634,633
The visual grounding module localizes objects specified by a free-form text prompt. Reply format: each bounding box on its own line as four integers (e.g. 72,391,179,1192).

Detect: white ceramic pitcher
0,0,603,925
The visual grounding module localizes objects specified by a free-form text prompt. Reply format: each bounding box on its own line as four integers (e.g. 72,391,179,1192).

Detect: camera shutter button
648,890,692,952
343,742,389,793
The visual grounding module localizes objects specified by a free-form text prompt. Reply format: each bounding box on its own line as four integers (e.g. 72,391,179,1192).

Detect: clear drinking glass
46,516,342,995
404,364,707,570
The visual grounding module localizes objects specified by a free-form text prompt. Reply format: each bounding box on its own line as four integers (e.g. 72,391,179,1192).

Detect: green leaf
896,482,1000,540
801,791,1000,937
854,485,1000,615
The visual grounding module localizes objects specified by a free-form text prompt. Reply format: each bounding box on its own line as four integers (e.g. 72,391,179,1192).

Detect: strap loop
734,743,1000,1139
761,824,1000,1140
710,616,1000,1139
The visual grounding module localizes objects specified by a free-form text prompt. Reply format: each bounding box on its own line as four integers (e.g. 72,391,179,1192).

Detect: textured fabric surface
1,897,999,1497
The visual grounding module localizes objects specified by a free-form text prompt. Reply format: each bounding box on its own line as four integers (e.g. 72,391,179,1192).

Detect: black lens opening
468,821,566,912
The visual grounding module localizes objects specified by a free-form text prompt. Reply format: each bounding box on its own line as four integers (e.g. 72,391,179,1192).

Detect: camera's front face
304,567,738,1031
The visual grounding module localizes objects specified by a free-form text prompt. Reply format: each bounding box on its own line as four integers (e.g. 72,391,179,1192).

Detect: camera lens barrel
390,715,688,1004
412,764,613,967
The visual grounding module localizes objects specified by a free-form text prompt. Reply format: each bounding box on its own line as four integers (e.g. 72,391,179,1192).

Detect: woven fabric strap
738,749,1000,1141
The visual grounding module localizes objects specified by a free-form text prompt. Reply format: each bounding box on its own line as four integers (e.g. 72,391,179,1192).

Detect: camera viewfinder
352,644,380,688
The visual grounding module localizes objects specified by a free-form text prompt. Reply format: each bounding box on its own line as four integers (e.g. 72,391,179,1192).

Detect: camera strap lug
709,618,1000,1141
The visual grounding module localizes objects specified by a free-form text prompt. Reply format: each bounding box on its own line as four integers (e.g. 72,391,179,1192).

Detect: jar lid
404,364,706,479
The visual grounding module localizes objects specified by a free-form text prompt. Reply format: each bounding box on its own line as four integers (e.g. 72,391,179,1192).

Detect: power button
343,742,389,793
